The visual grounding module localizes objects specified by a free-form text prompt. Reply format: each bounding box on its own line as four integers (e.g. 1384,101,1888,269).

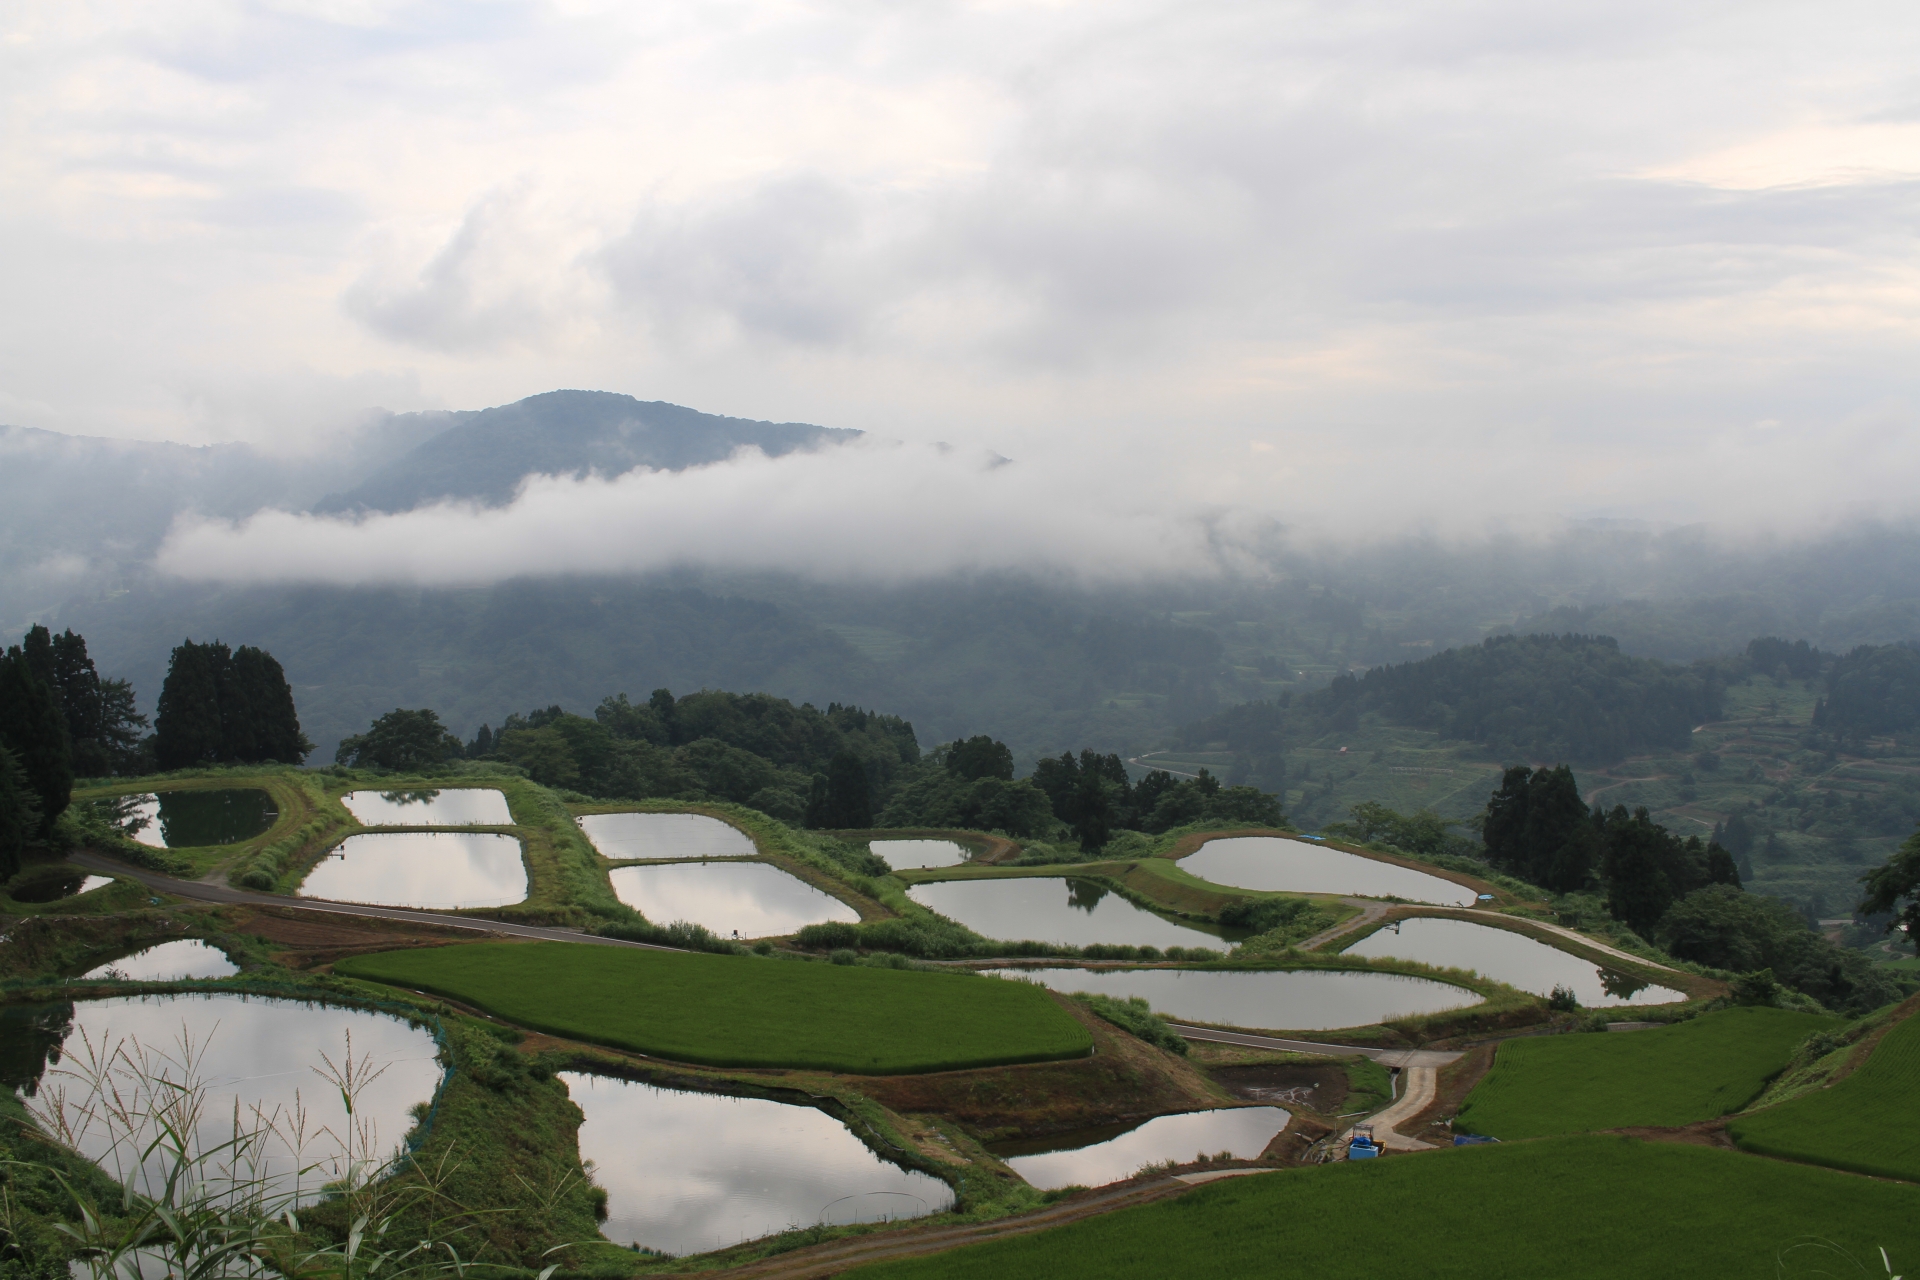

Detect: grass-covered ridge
1455,1006,1843,1139
838,1136,1920,1280
1728,1005,1920,1182
335,940,1094,1073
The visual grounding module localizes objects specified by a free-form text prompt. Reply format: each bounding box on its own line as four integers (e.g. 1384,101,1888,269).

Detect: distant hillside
1183,633,1721,767
312,390,859,513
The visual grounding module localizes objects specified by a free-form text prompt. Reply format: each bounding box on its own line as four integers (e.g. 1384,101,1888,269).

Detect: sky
5,0,1920,569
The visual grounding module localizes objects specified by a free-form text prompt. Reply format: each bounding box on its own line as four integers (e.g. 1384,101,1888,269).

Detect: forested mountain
1183,634,1721,769
312,391,859,514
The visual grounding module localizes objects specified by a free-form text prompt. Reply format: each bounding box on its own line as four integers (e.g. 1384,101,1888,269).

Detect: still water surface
985,966,1478,1031
907,878,1231,949
341,789,513,827
1341,916,1686,1006
608,862,859,938
83,940,239,982
1182,837,1478,906
299,832,528,908
563,1072,952,1255
579,812,756,860
871,839,970,870
109,790,279,849
6,994,441,1205
993,1108,1289,1190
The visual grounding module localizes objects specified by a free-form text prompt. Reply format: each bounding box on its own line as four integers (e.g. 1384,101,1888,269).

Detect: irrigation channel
49,820,1697,1264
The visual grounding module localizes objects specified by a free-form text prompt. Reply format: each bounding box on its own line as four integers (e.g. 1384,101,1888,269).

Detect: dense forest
1181,633,1723,783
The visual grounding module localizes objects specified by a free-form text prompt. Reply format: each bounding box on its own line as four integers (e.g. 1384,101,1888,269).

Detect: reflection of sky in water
997,1108,1289,1190
563,1072,952,1255
579,812,755,860
76,875,114,894
1182,837,1478,906
299,832,527,908
908,878,1226,948
985,966,1478,1031
1342,917,1686,1006
341,789,512,826
608,862,858,938
870,840,969,870
83,940,239,982
31,994,440,1207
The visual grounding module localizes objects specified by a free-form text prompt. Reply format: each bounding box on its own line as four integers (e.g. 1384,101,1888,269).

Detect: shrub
1073,994,1188,1054
1548,985,1579,1012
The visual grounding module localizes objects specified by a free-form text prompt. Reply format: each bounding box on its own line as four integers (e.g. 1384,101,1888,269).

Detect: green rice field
1728,1011,1920,1182
334,941,1093,1073
1455,1007,1842,1139
841,1137,1920,1280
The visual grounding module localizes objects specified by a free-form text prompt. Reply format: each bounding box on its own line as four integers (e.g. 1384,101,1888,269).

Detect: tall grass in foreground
6,1026,563,1280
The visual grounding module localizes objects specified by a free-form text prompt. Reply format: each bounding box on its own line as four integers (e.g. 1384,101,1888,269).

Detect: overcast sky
5,0,1920,549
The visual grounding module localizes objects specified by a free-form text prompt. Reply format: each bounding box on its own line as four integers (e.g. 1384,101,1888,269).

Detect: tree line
0,628,307,877
1351,762,1911,1015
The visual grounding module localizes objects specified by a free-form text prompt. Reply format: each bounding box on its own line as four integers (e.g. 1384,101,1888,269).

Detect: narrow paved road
69,852,682,951
1343,1065,1442,1152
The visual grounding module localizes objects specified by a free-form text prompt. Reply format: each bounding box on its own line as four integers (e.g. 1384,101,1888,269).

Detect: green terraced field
334,941,1093,1073
1728,1010,1920,1182
841,1137,1920,1280
1455,1007,1842,1138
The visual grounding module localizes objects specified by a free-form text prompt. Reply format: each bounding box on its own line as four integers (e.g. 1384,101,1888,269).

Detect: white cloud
1,0,1918,533
153,439,1261,585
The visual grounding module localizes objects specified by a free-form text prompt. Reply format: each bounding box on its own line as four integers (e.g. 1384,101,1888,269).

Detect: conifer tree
0,745,40,879
0,643,72,836
153,639,309,769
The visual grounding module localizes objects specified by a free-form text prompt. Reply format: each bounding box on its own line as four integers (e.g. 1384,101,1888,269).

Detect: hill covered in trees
1184,633,1723,772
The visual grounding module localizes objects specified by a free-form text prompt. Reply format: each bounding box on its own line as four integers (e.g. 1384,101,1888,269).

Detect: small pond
1340,916,1686,1006
1181,837,1478,906
341,788,513,827
984,966,1479,1031
562,1072,952,1255
298,832,527,909
105,789,279,849
4,867,115,903
907,878,1234,949
578,812,755,860
870,839,970,870
607,862,858,939
82,940,239,983
3,994,441,1205
991,1107,1289,1190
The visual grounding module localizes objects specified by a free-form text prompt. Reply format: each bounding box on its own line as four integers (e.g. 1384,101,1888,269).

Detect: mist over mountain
310,390,858,514
14,387,1920,767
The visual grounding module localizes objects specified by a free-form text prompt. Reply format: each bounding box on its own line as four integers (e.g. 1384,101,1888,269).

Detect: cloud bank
154,440,1273,586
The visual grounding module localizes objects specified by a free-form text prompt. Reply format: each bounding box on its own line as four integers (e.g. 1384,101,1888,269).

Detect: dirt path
1296,898,1391,950
69,851,682,952
1456,908,1681,973
1167,1024,1461,1070
1343,1066,1442,1152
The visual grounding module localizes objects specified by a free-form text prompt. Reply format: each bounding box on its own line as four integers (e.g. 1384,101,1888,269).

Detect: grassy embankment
1728,1003,1920,1182
1455,1006,1842,1138
838,1137,1920,1280
335,940,1095,1073
67,767,342,882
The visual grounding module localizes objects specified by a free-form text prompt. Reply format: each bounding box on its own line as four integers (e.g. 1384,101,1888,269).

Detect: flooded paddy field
990,1107,1288,1190
870,839,971,870
578,812,756,860
607,861,859,938
100,789,279,848
907,878,1235,949
341,788,513,827
1341,916,1685,1006
298,831,527,909
984,965,1479,1031
80,939,239,982
1,994,441,1205
562,1072,953,1254
1180,836,1479,906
